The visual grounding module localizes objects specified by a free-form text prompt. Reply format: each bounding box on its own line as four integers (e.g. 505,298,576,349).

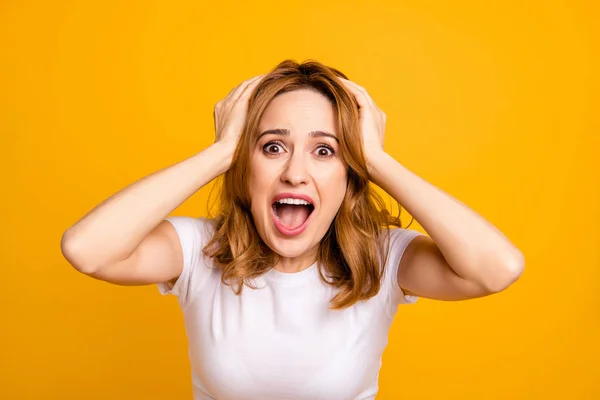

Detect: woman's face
248,89,348,264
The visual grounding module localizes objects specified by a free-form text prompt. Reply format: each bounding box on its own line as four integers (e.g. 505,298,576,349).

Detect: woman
61,59,524,399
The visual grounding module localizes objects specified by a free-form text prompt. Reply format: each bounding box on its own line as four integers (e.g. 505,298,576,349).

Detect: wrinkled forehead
257,89,339,137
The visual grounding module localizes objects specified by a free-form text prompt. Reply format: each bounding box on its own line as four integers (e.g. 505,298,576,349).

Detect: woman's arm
60,142,233,275
340,77,524,300
369,153,524,299
61,74,264,283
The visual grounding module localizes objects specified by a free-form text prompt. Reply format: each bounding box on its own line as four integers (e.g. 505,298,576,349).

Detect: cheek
248,154,263,188
317,163,348,205
250,159,275,189
248,157,275,212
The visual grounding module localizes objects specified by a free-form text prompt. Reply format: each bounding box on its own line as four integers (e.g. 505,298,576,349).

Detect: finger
232,74,264,102
340,81,366,109
225,76,253,100
338,78,373,110
341,78,377,110
234,74,264,102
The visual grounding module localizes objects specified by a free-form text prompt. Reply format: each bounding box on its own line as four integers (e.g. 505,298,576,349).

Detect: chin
267,234,317,259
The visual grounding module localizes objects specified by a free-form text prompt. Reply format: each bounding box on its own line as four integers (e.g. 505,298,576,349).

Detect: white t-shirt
158,216,423,400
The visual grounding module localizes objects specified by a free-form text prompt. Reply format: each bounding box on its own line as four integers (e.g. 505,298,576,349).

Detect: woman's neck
273,249,318,273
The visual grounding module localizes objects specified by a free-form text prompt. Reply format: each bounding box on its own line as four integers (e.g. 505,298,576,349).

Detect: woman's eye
263,142,283,154
315,145,335,157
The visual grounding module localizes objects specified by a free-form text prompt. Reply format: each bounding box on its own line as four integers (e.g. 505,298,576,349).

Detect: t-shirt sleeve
380,227,425,318
157,216,215,306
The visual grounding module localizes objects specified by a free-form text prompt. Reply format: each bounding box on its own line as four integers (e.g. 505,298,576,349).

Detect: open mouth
271,195,315,236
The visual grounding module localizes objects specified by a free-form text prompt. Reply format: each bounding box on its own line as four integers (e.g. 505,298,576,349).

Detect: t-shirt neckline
265,261,319,286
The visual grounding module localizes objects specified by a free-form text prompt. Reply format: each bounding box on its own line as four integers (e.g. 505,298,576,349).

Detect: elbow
482,251,525,294
60,230,98,275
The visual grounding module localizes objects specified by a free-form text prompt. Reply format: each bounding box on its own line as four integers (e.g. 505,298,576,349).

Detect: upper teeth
276,198,311,205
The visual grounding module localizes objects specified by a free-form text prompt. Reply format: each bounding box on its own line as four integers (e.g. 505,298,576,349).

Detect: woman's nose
280,152,309,186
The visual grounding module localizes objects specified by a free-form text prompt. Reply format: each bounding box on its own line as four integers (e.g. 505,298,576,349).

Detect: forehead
258,89,337,133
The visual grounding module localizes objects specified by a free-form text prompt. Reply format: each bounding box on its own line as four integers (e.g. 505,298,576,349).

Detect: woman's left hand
339,77,386,173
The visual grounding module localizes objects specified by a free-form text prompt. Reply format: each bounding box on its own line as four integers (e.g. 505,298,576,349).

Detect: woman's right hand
213,74,264,149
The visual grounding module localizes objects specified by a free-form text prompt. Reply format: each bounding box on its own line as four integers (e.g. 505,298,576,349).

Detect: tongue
276,204,311,229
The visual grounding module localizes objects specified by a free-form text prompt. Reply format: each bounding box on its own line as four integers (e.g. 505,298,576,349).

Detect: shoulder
379,227,425,256
166,215,217,241
158,216,219,303
376,227,425,314
377,227,425,276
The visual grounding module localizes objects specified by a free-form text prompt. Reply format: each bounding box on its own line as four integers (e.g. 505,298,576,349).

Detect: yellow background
1,0,598,398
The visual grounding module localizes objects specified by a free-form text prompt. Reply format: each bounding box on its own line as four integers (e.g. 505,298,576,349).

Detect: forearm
61,141,234,272
368,151,524,288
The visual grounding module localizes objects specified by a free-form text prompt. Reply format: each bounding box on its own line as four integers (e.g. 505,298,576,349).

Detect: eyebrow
257,128,339,143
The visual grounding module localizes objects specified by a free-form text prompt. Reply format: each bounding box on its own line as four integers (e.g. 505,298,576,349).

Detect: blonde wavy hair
204,59,411,309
